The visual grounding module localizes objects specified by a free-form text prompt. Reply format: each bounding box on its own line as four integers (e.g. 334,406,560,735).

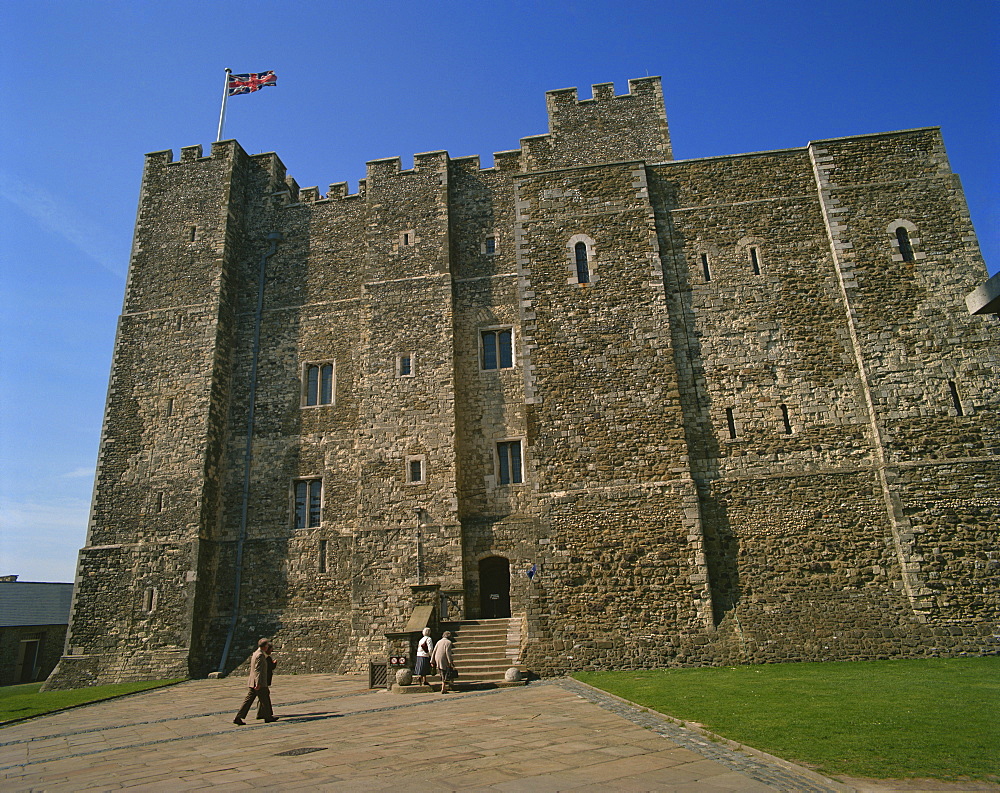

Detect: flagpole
216,68,232,142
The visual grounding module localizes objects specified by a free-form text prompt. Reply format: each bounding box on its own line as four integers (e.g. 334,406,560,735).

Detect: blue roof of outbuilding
0,582,73,627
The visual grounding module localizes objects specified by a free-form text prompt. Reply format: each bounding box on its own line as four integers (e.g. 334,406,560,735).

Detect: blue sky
1,0,997,582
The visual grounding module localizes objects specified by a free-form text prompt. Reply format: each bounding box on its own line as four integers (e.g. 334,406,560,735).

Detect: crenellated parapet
144,76,671,213
528,76,672,169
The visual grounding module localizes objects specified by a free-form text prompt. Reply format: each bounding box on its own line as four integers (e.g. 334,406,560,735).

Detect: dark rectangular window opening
497,440,523,485
726,408,737,439
750,247,761,275
409,459,423,483
188,226,198,243
155,492,164,513
780,404,792,434
481,328,514,370
399,355,412,376
948,381,964,416
318,539,327,573
896,227,915,262
701,253,712,282
485,236,496,255
294,479,323,529
165,398,174,418
575,241,590,284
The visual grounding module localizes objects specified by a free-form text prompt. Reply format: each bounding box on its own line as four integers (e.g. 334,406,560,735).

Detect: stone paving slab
0,673,851,791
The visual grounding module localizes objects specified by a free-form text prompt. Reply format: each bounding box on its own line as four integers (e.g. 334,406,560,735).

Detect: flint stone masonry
45,78,998,689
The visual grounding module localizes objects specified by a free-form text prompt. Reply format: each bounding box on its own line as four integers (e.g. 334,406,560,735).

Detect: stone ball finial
395,668,414,686
504,667,522,682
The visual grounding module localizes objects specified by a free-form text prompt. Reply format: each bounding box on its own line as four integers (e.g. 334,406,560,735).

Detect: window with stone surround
406,455,426,485
397,353,415,377
701,253,712,282
496,439,524,485
737,238,764,276
888,219,923,263
399,229,415,249
302,361,334,406
480,327,514,370
566,234,597,285
483,234,497,255
293,478,323,529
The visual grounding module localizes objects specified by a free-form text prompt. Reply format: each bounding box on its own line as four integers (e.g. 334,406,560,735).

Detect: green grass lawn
575,656,999,782
0,679,184,724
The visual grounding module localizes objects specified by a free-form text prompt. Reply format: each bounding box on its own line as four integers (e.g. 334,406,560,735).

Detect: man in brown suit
233,638,278,725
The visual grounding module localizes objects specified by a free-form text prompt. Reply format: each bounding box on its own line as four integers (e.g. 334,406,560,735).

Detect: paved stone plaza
1,675,851,791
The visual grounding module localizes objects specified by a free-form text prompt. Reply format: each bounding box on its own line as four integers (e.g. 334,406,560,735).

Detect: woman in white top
414,627,434,686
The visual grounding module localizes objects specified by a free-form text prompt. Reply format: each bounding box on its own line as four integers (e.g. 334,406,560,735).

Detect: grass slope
0,679,184,724
575,657,999,782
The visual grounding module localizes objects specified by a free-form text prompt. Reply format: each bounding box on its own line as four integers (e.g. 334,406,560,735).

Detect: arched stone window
887,219,923,263
566,234,597,285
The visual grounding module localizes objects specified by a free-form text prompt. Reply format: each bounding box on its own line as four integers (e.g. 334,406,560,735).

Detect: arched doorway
478,556,511,618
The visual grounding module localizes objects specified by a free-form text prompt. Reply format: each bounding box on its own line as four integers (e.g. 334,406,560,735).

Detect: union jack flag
227,71,277,96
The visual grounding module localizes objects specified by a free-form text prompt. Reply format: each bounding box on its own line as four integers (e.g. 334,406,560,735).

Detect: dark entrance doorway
15,637,41,683
479,556,511,618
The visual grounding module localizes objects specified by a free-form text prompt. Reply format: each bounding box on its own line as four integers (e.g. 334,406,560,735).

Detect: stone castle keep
47,77,998,688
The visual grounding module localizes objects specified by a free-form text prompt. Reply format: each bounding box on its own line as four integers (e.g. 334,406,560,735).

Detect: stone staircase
440,616,525,686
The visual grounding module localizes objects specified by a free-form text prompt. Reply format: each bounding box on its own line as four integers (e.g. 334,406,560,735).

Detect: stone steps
440,616,524,684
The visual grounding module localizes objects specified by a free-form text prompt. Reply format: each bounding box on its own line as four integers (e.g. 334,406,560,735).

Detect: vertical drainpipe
216,231,283,675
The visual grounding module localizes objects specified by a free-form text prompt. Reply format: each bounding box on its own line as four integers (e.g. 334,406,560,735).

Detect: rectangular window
303,362,334,406
481,328,514,370
726,407,737,439
485,236,496,255
701,253,712,282
497,440,523,485
318,539,327,573
749,247,761,275
398,354,413,377
406,455,426,484
294,478,323,529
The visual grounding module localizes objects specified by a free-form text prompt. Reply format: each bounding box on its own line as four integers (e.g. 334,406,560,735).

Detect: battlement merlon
541,76,672,166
